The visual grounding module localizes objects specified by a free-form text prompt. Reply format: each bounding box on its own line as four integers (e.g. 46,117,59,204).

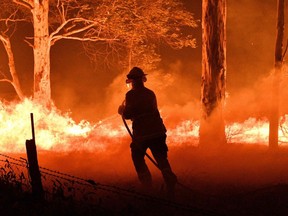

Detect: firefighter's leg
130,142,152,187
149,136,177,197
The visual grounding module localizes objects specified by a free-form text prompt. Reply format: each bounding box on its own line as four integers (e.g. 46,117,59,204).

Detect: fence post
25,113,44,199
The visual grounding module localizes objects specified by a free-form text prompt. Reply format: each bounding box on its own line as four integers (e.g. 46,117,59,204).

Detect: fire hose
121,116,160,168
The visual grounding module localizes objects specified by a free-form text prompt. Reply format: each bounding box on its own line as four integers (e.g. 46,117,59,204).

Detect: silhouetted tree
200,0,227,146
0,1,27,99
269,0,285,148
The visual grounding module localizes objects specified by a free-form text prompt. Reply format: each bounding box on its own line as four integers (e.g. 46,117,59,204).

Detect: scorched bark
200,0,227,146
269,0,285,148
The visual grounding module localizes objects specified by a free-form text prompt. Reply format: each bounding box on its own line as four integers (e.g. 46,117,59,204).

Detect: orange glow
1,99,288,153
0,99,126,153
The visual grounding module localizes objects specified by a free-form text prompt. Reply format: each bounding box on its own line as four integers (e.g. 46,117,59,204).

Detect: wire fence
0,152,217,216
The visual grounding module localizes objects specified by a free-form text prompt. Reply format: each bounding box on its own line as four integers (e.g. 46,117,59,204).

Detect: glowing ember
0,99,288,153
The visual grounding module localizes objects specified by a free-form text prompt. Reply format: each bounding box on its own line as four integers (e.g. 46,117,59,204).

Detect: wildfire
0,99,126,153
0,99,288,153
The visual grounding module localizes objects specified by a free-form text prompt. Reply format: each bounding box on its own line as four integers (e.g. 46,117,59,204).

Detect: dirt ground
6,143,288,216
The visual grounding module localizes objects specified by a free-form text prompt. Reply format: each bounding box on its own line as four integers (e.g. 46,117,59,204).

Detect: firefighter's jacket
122,86,166,142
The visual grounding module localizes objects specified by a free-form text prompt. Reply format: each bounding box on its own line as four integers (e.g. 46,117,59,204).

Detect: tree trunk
199,0,227,147
32,0,51,104
269,0,284,149
0,35,25,100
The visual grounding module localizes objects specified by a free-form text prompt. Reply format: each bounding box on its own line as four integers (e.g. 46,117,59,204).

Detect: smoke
225,73,271,122
224,63,288,123
227,0,277,92
23,140,288,190
105,61,201,124
47,0,286,127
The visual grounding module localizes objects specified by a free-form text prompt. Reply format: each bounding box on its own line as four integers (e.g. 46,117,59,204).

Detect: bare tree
0,1,27,100
269,0,285,148
199,0,227,147
9,0,118,104
1,0,197,104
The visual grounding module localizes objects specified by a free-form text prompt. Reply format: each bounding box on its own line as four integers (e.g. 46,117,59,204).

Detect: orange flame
0,99,287,153
0,99,126,153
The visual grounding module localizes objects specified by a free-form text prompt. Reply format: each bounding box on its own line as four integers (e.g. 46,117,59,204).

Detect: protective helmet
126,67,147,83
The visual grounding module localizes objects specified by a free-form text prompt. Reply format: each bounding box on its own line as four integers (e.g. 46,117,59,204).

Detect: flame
0,99,288,153
0,98,126,153
226,117,288,145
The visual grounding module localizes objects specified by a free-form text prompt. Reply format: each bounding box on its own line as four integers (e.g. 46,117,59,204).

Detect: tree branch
51,18,97,36
0,69,12,85
0,35,8,46
50,18,104,45
0,78,13,84
12,0,33,10
0,18,27,23
23,38,34,48
51,35,117,43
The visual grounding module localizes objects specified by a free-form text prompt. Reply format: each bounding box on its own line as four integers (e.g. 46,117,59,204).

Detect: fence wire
0,152,217,216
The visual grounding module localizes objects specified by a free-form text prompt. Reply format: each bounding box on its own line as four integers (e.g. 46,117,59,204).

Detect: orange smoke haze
1,65,288,154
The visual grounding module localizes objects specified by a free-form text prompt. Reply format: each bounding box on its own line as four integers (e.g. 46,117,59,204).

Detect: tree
84,0,197,72
199,0,227,147
10,0,119,104
269,0,285,149
1,0,197,104
0,1,27,100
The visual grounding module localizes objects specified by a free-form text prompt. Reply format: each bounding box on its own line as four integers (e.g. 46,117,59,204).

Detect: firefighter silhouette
118,67,177,197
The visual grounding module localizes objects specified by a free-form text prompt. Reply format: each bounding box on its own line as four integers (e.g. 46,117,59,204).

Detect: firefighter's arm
118,99,126,116
118,104,125,115
119,94,133,119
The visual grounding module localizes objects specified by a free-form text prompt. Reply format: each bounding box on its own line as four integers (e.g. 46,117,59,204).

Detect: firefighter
118,67,177,197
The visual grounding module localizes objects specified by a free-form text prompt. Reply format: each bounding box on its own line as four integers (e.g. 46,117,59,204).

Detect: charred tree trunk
32,0,51,104
269,0,285,149
199,0,227,147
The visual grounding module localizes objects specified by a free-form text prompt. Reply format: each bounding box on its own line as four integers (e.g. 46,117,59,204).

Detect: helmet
126,67,147,83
